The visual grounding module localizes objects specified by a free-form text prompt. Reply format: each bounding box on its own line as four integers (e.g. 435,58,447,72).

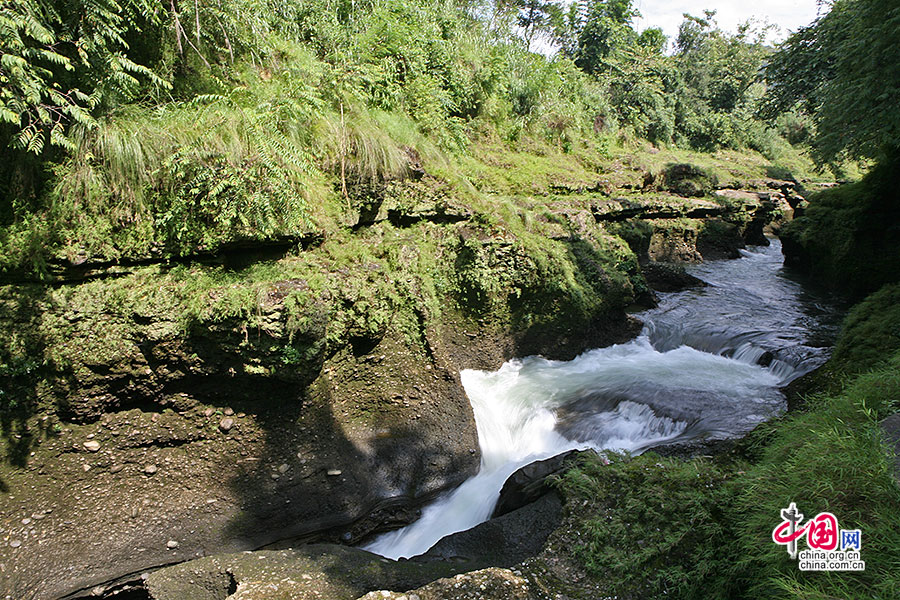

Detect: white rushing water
365,341,781,559
364,240,836,560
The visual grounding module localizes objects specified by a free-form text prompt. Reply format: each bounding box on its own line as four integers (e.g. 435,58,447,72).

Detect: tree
0,0,168,155
762,0,900,162
676,13,770,113
548,0,642,67
498,0,559,50
637,27,666,55
675,10,716,55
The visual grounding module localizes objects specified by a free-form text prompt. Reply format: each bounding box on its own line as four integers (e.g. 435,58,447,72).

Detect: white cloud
633,0,824,47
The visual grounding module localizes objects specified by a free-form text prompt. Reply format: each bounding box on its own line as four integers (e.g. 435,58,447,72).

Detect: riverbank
332,281,900,600
88,244,900,600
0,141,805,598
526,283,900,600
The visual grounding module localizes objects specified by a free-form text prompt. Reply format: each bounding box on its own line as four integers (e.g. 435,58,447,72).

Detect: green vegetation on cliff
833,283,900,372
1,0,820,276
770,0,900,295
1,0,818,428
781,149,900,297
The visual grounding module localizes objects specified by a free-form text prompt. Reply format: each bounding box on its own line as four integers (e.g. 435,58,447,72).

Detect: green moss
458,139,613,196
604,220,655,257
660,163,719,197
557,451,736,600
780,151,900,297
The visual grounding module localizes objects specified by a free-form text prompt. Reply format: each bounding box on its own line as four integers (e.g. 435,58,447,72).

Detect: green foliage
64,92,318,258
0,0,824,274
832,283,900,373
673,13,775,151
499,0,557,49
0,65,331,269
636,26,666,54
550,3,781,152
763,0,900,163
0,0,169,155
727,350,900,599
573,1,639,75
780,148,900,297
558,451,734,599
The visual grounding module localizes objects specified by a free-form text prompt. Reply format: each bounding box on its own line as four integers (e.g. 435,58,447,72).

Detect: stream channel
364,238,839,560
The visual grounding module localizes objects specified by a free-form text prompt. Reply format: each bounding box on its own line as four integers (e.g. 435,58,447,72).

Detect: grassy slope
0,70,821,448
547,286,900,600
0,24,830,279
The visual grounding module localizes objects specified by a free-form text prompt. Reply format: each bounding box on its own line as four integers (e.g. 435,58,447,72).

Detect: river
365,238,839,559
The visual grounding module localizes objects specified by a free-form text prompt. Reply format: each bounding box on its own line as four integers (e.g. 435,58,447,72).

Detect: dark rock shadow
0,284,70,477
218,347,478,551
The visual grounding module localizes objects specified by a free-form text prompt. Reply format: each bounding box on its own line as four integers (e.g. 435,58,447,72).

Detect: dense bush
0,0,828,275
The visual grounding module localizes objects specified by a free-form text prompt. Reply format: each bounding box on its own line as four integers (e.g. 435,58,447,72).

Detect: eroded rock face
640,262,707,293
492,451,584,519
0,169,786,598
141,546,472,600
97,483,562,600
140,549,540,600
0,246,640,599
358,568,538,600
0,324,481,600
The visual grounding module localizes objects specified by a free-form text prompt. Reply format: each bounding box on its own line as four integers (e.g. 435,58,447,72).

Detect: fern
0,0,171,155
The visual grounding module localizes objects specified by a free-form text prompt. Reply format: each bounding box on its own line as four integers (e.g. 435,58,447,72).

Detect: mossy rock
780,151,900,298
661,163,719,198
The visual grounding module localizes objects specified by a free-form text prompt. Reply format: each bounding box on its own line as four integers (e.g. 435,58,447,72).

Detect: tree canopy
763,0,900,163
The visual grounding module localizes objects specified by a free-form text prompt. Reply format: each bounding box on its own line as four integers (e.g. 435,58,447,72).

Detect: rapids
365,239,838,559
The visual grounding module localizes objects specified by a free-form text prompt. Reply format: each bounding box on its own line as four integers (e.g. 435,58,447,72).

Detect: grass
554,287,900,600
556,451,735,599
0,43,464,275
729,350,900,600
832,283,900,374
625,144,824,188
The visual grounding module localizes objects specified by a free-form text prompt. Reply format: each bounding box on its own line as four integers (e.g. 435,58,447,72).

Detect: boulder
640,262,706,293
356,567,537,600
424,492,563,564
492,450,587,519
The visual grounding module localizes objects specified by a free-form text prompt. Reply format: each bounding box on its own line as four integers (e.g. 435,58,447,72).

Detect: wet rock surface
423,492,563,563
880,413,900,481
492,450,585,519
640,261,707,293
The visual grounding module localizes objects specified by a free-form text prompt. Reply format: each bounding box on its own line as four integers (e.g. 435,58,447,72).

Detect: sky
632,0,825,47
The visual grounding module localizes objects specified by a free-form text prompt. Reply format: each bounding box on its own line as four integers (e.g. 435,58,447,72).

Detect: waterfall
365,239,837,560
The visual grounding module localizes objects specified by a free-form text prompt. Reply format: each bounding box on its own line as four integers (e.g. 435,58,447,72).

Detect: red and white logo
772,502,864,571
